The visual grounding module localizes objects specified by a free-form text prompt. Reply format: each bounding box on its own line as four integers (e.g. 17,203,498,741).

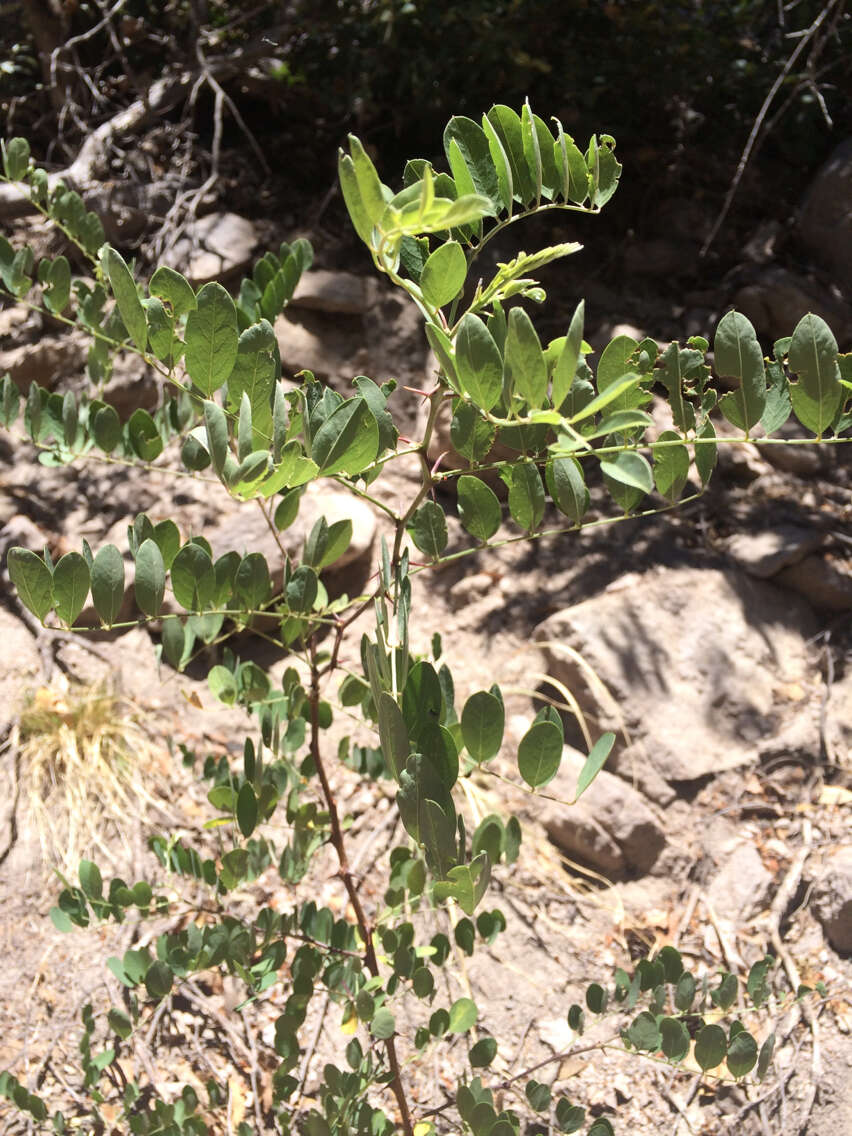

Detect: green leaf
208,665,237,704
788,312,842,436
653,430,690,502
2,136,30,180
455,314,503,411
171,543,215,612
461,691,504,763
660,1017,690,1062
149,265,197,318
105,247,148,353
235,552,271,610
403,660,443,745
627,1010,661,1052
312,398,379,476
92,543,124,627
553,119,589,204
144,960,173,1001
79,859,103,899
42,255,70,315
486,105,535,205
457,475,501,542
236,782,258,838
408,500,447,559
747,956,775,1008
227,318,277,446
338,151,373,246
552,299,585,407
504,306,547,408
757,1032,775,1081
694,1024,726,1071
52,551,90,626
555,1098,585,1134
525,1081,551,1112
727,1030,758,1078
546,457,588,523
285,564,317,613
448,997,478,1033
711,972,738,1011
502,460,545,532
574,731,614,798
444,116,500,207
674,972,696,1013
420,241,467,309
600,450,653,498
469,1037,497,1068
377,691,409,782
127,408,163,461
134,538,165,617
518,720,562,787
695,419,717,486
184,282,239,396
370,1008,395,1040
450,402,495,463
715,310,766,432
161,617,187,670
347,135,387,232
8,547,53,622
153,519,180,571
107,1009,132,1040
92,404,121,453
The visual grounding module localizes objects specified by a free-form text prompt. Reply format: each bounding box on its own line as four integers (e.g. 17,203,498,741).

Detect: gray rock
534,566,817,784
0,607,42,735
798,138,852,296
0,331,88,392
540,747,666,876
290,270,373,315
164,212,258,287
732,264,851,345
706,842,773,922
725,526,824,579
274,310,361,385
812,846,852,953
777,554,852,611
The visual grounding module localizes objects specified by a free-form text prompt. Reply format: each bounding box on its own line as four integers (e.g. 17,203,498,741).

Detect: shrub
0,105,847,1134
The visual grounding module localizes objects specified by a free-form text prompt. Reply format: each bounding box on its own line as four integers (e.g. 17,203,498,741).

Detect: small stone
812,846,852,954
706,843,773,921
165,212,258,286
725,526,824,579
541,747,666,876
777,554,852,611
290,270,373,315
447,572,496,611
0,607,42,735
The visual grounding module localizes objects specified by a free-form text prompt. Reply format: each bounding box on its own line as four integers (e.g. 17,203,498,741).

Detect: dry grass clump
16,675,160,875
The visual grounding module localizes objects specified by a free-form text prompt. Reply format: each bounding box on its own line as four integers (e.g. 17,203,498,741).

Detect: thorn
431,451,450,478
402,384,441,400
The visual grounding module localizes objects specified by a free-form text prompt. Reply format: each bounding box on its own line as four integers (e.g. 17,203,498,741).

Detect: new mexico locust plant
0,103,847,1136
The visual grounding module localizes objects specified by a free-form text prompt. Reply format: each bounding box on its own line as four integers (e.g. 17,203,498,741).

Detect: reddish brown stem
308,647,414,1136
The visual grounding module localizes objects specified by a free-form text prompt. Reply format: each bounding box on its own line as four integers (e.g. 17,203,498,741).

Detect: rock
534,565,817,784
706,842,774,922
777,554,852,611
725,525,824,579
732,265,851,345
623,238,693,277
290,270,373,315
0,331,88,392
0,513,52,560
164,212,258,287
798,138,852,296
0,608,42,735
205,483,377,596
540,746,666,876
713,416,772,481
447,572,497,611
812,846,852,953
274,310,362,385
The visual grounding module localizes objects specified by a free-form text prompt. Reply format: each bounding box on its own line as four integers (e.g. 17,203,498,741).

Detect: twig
700,0,840,257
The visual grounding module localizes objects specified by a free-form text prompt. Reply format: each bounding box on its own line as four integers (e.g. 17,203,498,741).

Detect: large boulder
534,565,818,785
798,138,852,296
